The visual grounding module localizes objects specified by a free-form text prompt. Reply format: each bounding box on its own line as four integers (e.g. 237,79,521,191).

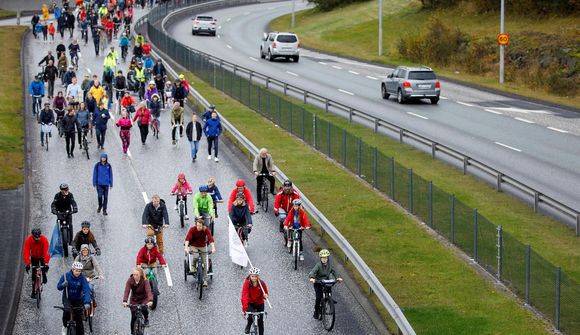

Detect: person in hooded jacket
170,172,192,219
149,93,162,136
123,267,153,332
92,153,113,215
185,113,202,162
39,103,55,147
61,107,80,158
227,179,255,213
229,192,253,245
116,109,133,154
74,244,104,304
72,221,101,258
76,102,91,143
57,262,91,335
206,178,223,218
308,249,343,319
94,101,110,150
171,79,187,107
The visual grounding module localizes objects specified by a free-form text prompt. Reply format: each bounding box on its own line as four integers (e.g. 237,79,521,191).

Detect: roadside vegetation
181,71,551,335
0,26,26,189
271,0,580,108
0,9,16,18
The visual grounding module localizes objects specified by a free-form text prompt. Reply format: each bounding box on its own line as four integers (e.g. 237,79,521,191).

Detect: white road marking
249,57,258,62
407,112,429,120
547,127,568,133
456,101,474,107
338,89,354,96
485,108,503,115
514,117,535,124
332,65,342,70
127,149,132,158
490,107,552,115
226,44,232,49
217,34,220,39
495,142,522,152
318,62,327,65
86,68,91,74
440,96,449,100
218,26,222,29
142,192,149,204
226,17,231,22
348,70,359,75
365,75,378,80
286,71,299,77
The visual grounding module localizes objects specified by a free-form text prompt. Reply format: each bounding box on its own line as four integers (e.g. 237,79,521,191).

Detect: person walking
61,107,80,158
43,59,58,99
132,101,151,145
203,110,222,163
185,114,202,162
116,109,133,154
92,153,113,216
94,102,110,150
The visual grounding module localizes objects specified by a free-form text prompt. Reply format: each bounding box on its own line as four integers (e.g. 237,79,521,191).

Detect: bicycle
70,53,79,71
81,128,90,160
56,211,73,257
172,124,182,147
288,227,305,270
126,304,148,335
55,108,65,137
85,276,100,333
200,213,215,236
246,311,267,335
30,265,48,308
121,45,128,62
41,123,53,151
257,173,271,213
139,264,161,310
32,95,43,119
54,305,85,335
151,117,160,139
183,250,212,300
172,192,191,228
234,222,250,248
316,279,338,331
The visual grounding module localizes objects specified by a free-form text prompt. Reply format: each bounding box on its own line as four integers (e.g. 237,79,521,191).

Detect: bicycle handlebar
186,250,212,255
54,305,85,311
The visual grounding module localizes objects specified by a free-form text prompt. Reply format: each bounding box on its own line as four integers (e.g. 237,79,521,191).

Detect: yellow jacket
90,85,104,104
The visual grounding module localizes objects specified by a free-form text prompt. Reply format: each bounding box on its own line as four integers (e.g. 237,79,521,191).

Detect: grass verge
0,9,16,18
182,72,551,334
0,26,26,189
270,1,580,109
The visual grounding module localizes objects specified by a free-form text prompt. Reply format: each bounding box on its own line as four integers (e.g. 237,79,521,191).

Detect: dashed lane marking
485,108,503,115
456,101,474,107
332,65,342,70
226,44,232,49
495,142,522,152
338,89,354,96
142,192,149,204
407,112,429,120
547,127,568,133
365,75,378,80
514,117,535,124
348,70,359,75
286,71,298,77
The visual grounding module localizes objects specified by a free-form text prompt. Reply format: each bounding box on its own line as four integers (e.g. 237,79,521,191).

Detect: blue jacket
57,271,91,305
202,110,220,122
35,23,43,33
54,7,62,20
119,36,130,47
203,118,222,137
29,80,44,96
93,153,113,187
94,108,110,131
77,109,91,127
208,185,222,202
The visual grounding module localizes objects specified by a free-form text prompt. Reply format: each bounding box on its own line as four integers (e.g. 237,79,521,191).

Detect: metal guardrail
154,1,580,235
136,2,417,334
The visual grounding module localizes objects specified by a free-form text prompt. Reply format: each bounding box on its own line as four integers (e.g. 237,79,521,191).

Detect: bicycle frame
127,304,147,335
31,265,46,308
257,173,271,212
54,305,85,333
57,212,72,256
316,279,337,330
289,227,304,270
247,311,267,335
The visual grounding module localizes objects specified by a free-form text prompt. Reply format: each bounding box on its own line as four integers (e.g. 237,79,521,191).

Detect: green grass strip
0,26,26,189
0,9,16,18
182,72,551,335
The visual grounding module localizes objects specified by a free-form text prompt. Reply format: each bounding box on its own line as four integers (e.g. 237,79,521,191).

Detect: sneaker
97,205,102,213
214,157,219,162
215,213,219,218
172,140,176,145
41,142,44,147
286,241,291,248
144,319,149,327
70,153,74,158
31,291,36,299
185,215,189,220
207,155,212,160
203,281,208,287
244,324,251,334
299,252,304,261
67,154,71,158
313,312,319,319
174,205,178,211
103,209,108,216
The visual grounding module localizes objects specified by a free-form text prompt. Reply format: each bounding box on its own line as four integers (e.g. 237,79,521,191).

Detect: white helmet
248,267,260,275
72,261,84,270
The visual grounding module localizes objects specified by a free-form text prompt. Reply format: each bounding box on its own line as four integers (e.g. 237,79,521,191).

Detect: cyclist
114,70,127,102
229,192,253,245
163,80,173,108
170,101,184,145
253,148,276,204
135,33,145,47
23,228,50,297
29,75,45,116
144,80,158,103
39,103,55,147
119,33,130,61
120,91,137,114
185,113,202,162
81,74,91,102
274,180,300,232
109,46,120,64
203,110,222,162
68,39,81,68
38,50,56,67
142,41,152,57
103,50,116,71
143,55,154,80
102,67,115,103
206,178,223,218
171,172,193,220
152,59,166,79
184,217,216,287
283,199,311,260
61,107,80,158
62,65,76,88
57,52,67,84
241,267,269,335
179,74,191,93
227,179,255,214
133,101,151,145
123,267,153,331
149,94,162,134
134,61,146,100
141,195,170,253
308,249,343,319
193,185,215,224
51,183,78,236
92,153,113,215
56,40,67,59
57,262,91,335
136,237,167,268
74,244,104,304
172,79,187,107
76,102,91,145
72,221,101,259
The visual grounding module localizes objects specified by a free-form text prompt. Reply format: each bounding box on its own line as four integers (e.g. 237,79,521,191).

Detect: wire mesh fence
143,7,579,332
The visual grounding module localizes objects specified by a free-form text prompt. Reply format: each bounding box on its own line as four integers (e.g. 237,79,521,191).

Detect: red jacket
241,276,268,312
283,208,310,229
22,235,50,266
142,43,151,55
274,189,300,214
185,226,214,248
132,107,151,125
136,246,166,265
227,187,255,213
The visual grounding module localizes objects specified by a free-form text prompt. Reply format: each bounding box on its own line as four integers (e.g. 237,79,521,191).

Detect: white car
192,15,217,36
260,32,300,62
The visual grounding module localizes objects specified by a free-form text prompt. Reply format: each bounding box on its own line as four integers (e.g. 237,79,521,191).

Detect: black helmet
81,221,91,228
144,237,155,244
31,228,42,238
283,179,292,187
59,183,69,190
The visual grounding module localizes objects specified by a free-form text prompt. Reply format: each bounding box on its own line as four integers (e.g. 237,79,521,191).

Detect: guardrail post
213,63,217,88
555,266,561,331
399,129,404,143
390,158,395,199
265,77,269,89
431,143,436,159
342,129,347,166
325,100,329,113
357,138,362,177
496,173,502,192
450,194,455,244
525,244,530,305
428,181,433,227
313,114,318,149
533,192,539,213
327,123,331,157
409,169,414,213
16,10,21,25
249,71,253,82
576,214,579,237
497,225,503,280
374,148,378,189
303,91,307,104
349,109,353,123
239,75,243,101
463,156,468,175
473,209,478,261
283,83,287,96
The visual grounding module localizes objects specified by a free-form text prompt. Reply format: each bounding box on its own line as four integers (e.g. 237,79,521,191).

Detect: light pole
291,0,296,30
378,0,383,56
499,0,505,83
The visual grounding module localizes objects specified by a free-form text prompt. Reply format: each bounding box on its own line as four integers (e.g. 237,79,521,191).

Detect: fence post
325,100,329,113
525,244,531,305
303,91,307,104
16,9,20,25
283,83,287,95
257,86,261,113
265,77,269,89
313,114,317,149
473,208,478,261
289,104,293,134
301,108,305,140
576,214,579,237
221,63,225,91
450,194,455,244
390,158,395,200
463,157,468,175
533,192,539,213
374,119,379,133
357,138,362,177
277,95,281,125
428,181,433,227
409,169,414,213
327,123,331,157
497,225,503,280
213,62,217,87
497,173,503,192
374,148,378,189
555,266,561,331
342,129,347,167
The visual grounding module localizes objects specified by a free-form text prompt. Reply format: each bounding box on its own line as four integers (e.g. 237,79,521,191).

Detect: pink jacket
116,117,132,129
171,181,192,195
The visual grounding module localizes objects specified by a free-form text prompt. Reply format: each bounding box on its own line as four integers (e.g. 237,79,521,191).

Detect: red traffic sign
497,33,510,45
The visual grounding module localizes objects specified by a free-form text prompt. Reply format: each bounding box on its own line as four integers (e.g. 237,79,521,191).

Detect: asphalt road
12,8,379,335
166,1,580,213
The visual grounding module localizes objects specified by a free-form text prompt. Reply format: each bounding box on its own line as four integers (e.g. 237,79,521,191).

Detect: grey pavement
12,5,380,335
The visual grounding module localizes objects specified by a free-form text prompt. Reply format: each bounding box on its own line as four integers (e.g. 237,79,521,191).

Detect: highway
13,8,379,334
166,1,580,212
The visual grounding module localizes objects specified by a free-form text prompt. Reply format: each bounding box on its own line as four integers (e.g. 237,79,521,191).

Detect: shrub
308,0,370,12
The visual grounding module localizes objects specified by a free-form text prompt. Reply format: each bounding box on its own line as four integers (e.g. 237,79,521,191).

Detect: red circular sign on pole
497,33,510,45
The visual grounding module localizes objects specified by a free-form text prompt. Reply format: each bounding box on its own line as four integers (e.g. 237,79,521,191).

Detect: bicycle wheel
197,264,204,300
67,324,75,335
183,259,188,281
35,279,41,309
250,321,258,335
179,203,185,228
134,316,145,335
293,241,298,270
322,296,336,331
150,279,158,310
62,227,69,257
45,133,49,151
261,185,268,212
87,309,93,333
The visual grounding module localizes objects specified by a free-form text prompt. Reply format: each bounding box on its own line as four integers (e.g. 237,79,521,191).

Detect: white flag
229,219,248,267
164,266,173,287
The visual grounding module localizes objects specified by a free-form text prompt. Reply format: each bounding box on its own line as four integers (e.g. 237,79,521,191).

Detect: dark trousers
48,79,55,97
207,136,218,157
62,300,85,334
314,283,325,314
256,175,275,202
130,305,149,334
65,132,75,155
93,41,99,55
96,128,106,148
30,258,47,287
138,123,149,143
246,303,264,335
97,185,109,210
172,125,183,141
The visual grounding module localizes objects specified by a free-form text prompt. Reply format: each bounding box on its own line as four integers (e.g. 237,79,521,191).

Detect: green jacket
193,192,214,218
309,261,338,281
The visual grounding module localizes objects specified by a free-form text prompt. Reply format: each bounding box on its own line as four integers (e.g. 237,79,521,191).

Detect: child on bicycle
283,199,311,260
207,178,223,218
241,267,269,335
308,249,343,320
170,172,192,220
229,192,253,244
